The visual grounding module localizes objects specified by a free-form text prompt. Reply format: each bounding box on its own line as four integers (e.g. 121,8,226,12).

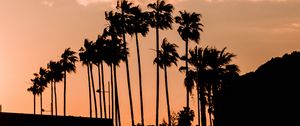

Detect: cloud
75,0,188,6
76,0,111,6
250,22,300,33
41,0,54,7
203,0,288,2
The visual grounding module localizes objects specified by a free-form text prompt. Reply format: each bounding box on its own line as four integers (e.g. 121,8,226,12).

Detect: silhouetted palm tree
60,48,78,116
117,1,135,125
154,38,179,126
188,47,209,126
79,39,97,118
94,35,108,118
147,1,174,125
177,107,195,126
126,4,150,125
205,47,238,126
38,67,48,115
47,60,63,116
27,73,40,115
175,10,203,109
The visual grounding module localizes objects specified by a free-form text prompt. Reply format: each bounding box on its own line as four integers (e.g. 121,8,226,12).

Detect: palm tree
38,67,48,115
205,47,238,126
79,39,98,118
95,35,108,118
117,1,135,125
126,4,150,125
175,10,203,109
154,38,179,126
147,1,174,125
103,10,127,125
27,73,40,115
60,48,78,116
188,47,209,126
103,33,126,126
47,60,63,116
45,64,54,116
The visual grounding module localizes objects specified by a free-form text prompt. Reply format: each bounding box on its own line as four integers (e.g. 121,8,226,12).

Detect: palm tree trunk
97,64,103,118
114,64,121,126
90,64,98,118
155,18,160,126
101,61,107,118
135,32,144,126
110,66,114,121
64,71,66,116
196,81,200,126
108,81,111,119
34,94,36,115
40,93,43,115
54,82,58,116
164,65,171,126
208,84,213,126
185,39,189,108
51,81,53,116
123,33,135,126
87,64,92,118
200,86,207,126
196,68,200,125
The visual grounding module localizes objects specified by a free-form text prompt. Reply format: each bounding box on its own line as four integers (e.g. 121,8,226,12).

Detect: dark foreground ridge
0,112,112,126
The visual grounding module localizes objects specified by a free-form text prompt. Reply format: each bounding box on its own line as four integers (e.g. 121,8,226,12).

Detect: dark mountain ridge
223,51,300,126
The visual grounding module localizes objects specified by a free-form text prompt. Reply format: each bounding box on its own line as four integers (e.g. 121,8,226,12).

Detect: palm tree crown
175,11,203,43
154,38,179,68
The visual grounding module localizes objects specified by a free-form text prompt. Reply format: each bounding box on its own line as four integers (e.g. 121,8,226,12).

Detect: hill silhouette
220,51,300,126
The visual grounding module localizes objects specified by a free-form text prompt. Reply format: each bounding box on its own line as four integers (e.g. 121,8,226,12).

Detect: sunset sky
1,0,300,125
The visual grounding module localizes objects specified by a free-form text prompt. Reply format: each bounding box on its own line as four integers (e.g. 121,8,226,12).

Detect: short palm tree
154,38,179,126
175,10,203,109
147,1,174,125
27,73,40,115
188,46,209,126
60,48,78,116
205,47,238,126
38,67,48,115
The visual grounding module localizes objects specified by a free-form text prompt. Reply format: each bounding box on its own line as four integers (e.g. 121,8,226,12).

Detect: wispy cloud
75,0,187,6
203,0,288,3
76,0,111,6
250,22,300,33
41,0,54,7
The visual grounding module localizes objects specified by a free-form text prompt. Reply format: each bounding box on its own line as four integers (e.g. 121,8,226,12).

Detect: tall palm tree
175,10,203,109
79,39,98,118
27,73,40,115
117,1,135,125
154,38,179,126
60,48,78,116
147,1,174,125
103,33,126,126
47,60,63,116
126,4,150,125
95,35,108,118
103,10,126,125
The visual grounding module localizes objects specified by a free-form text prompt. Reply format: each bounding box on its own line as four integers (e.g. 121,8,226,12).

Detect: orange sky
1,0,300,125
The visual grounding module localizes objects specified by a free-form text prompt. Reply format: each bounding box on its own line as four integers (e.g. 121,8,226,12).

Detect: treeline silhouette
24,0,300,126
219,51,300,126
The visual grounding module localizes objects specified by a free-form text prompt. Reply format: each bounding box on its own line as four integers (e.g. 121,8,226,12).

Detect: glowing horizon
1,0,300,125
